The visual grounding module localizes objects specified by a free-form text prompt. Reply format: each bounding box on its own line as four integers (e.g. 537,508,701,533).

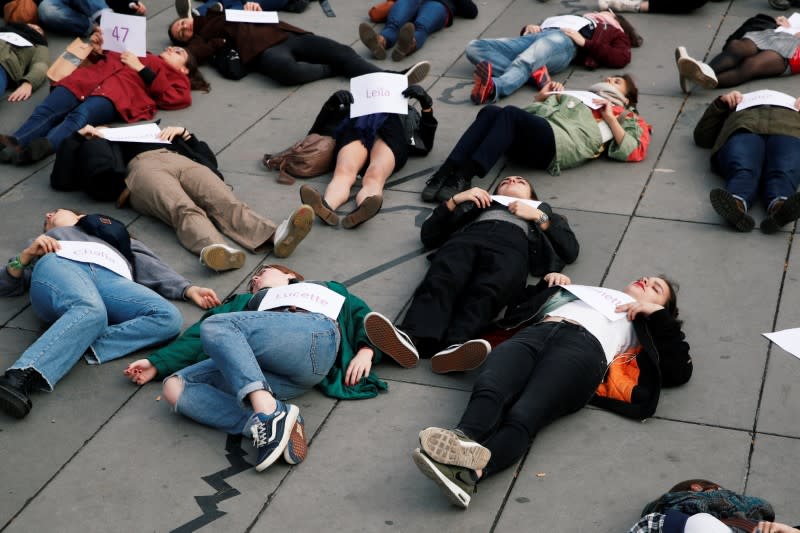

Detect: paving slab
746,433,800,524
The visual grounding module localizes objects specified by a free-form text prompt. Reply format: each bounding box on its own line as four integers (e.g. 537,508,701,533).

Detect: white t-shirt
547,300,638,364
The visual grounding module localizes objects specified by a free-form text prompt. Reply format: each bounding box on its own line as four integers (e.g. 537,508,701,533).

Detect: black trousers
447,105,556,177
648,0,707,13
257,34,381,85
400,221,529,355
457,321,607,477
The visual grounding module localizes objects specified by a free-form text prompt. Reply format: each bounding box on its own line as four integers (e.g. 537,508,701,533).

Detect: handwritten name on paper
100,12,146,56
350,73,408,118
559,285,635,321
258,283,345,319
56,241,132,280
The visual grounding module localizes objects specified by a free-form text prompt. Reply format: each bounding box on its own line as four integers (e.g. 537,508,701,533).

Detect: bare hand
120,51,145,71
8,82,32,102
776,16,789,27
719,91,743,109
159,126,190,142
508,201,543,222
543,272,570,287
615,301,664,321
593,98,619,122
124,359,157,385
78,124,107,138
756,521,800,533
21,234,61,264
132,1,147,15
244,1,262,10
90,27,104,54
522,24,541,35
344,347,374,387
561,27,586,47
452,187,492,208
794,96,799,111
184,286,221,309
536,80,564,102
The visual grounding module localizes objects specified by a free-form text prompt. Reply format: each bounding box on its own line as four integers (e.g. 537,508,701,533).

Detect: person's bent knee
162,376,184,407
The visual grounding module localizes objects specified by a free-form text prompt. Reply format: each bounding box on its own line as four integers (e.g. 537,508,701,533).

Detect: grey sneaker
677,54,717,91
273,204,313,258
419,427,490,470
412,448,476,509
403,60,431,85
363,311,419,368
199,243,246,272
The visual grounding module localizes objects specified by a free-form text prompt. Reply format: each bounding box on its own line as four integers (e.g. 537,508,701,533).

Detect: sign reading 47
111,26,129,42
100,12,146,56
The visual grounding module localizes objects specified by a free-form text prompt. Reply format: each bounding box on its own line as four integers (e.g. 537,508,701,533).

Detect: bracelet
7,255,29,271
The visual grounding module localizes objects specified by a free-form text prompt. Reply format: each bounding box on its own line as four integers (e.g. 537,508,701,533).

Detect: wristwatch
535,212,549,227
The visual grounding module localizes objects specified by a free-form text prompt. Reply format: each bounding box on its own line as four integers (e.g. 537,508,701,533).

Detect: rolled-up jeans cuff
237,380,270,408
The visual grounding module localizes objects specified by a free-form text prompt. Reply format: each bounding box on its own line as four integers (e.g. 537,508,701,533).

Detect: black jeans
447,105,556,177
400,221,529,355
257,33,382,85
456,320,607,477
648,0,707,13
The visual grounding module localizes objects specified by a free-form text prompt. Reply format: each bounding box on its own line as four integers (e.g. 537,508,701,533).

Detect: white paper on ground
763,328,800,361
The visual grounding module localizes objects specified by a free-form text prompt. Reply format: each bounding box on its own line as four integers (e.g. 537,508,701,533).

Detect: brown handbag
368,1,395,23
3,0,38,24
262,133,335,185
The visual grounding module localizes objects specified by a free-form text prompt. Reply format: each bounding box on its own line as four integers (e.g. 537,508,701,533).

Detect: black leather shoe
0,368,38,419
435,175,472,203
421,169,451,203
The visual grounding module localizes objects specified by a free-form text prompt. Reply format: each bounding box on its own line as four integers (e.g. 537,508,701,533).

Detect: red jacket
576,23,631,70
56,51,192,123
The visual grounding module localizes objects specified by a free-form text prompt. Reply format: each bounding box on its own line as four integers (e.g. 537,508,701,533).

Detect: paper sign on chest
350,73,408,118
56,241,133,280
735,90,797,112
490,195,542,210
559,285,634,321
225,9,279,23
257,282,345,319
0,32,33,47
100,123,170,144
100,12,147,57
541,15,590,31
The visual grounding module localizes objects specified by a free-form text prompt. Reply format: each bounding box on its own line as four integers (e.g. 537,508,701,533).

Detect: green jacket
0,41,49,91
147,282,388,400
524,95,651,175
693,97,800,157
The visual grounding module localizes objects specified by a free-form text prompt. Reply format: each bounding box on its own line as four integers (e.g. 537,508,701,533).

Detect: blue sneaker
250,400,299,472
283,414,308,465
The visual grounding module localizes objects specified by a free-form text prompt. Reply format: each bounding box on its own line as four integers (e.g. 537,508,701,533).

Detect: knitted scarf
588,81,628,109
640,489,775,521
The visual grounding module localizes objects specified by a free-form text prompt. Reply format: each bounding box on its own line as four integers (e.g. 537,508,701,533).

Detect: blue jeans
10,254,183,391
465,30,576,100
381,0,447,49
0,66,8,95
196,0,290,14
38,0,109,36
12,86,120,149
173,311,339,435
714,132,800,210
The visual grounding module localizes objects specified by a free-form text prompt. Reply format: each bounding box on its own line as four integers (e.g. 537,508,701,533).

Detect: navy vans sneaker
283,414,308,465
251,400,300,472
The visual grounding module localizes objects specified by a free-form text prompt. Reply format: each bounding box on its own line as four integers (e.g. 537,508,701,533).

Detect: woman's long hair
184,48,210,93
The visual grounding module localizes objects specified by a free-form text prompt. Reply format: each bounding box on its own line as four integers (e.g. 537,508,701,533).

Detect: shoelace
252,421,268,448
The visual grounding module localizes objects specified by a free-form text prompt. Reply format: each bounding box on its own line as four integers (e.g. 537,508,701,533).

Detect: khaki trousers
126,150,276,254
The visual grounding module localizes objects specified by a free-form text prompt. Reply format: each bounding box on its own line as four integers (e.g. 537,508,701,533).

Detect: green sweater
0,41,49,91
147,281,388,400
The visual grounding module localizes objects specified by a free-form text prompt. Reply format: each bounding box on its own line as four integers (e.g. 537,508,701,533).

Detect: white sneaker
599,0,642,11
430,339,491,374
404,61,431,85
199,244,245,272
273,205,313,258
363,311,419,368
677,54,718,91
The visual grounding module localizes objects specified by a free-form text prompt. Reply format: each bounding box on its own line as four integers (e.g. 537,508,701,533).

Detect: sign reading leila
350,72,408,118
257,282,345,319
559,284,635,321
55,241,133,280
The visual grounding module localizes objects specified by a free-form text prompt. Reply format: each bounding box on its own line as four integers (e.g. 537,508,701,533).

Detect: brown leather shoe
116,187,131,208
392,22,417,61
341,195,383,229
359,22,387,60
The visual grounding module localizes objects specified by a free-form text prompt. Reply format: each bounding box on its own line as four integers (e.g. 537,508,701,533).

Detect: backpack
262,133,336,185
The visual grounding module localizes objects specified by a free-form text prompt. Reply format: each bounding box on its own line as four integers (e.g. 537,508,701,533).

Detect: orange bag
3,0,38,24
368,1,395,23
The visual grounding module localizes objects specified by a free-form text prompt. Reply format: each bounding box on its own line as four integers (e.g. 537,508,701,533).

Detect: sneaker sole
419,427,490,470
762,194,800,234
470,62,492,105
364,313,418,368
342,196,383,229
709,189,754,232
202,247,246,271
256,404,300,472
392,23,415,61
404,61,430,85
674,47,689,93
0,384,32,419
412,449,470,509
274,205,313,258
430,340,490,374
283,417,308,465
300,185,340,226
359,22,386,60
677,57,717,89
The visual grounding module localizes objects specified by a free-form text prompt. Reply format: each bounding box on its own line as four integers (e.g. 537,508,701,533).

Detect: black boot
0,368,38,419
435,174,472,203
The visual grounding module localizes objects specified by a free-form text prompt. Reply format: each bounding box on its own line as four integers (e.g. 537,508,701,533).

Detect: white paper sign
551,90,602,109
490,195,542,210
225,9,279,23
775,12,800,33
0,32,33,47
257,282,345,320
541,15,591,31
559,285,635,321
736,90,797,112
763,328,800,361
350,73,408,118
101,12,146,57
99,123,170,144
56,241,133,280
